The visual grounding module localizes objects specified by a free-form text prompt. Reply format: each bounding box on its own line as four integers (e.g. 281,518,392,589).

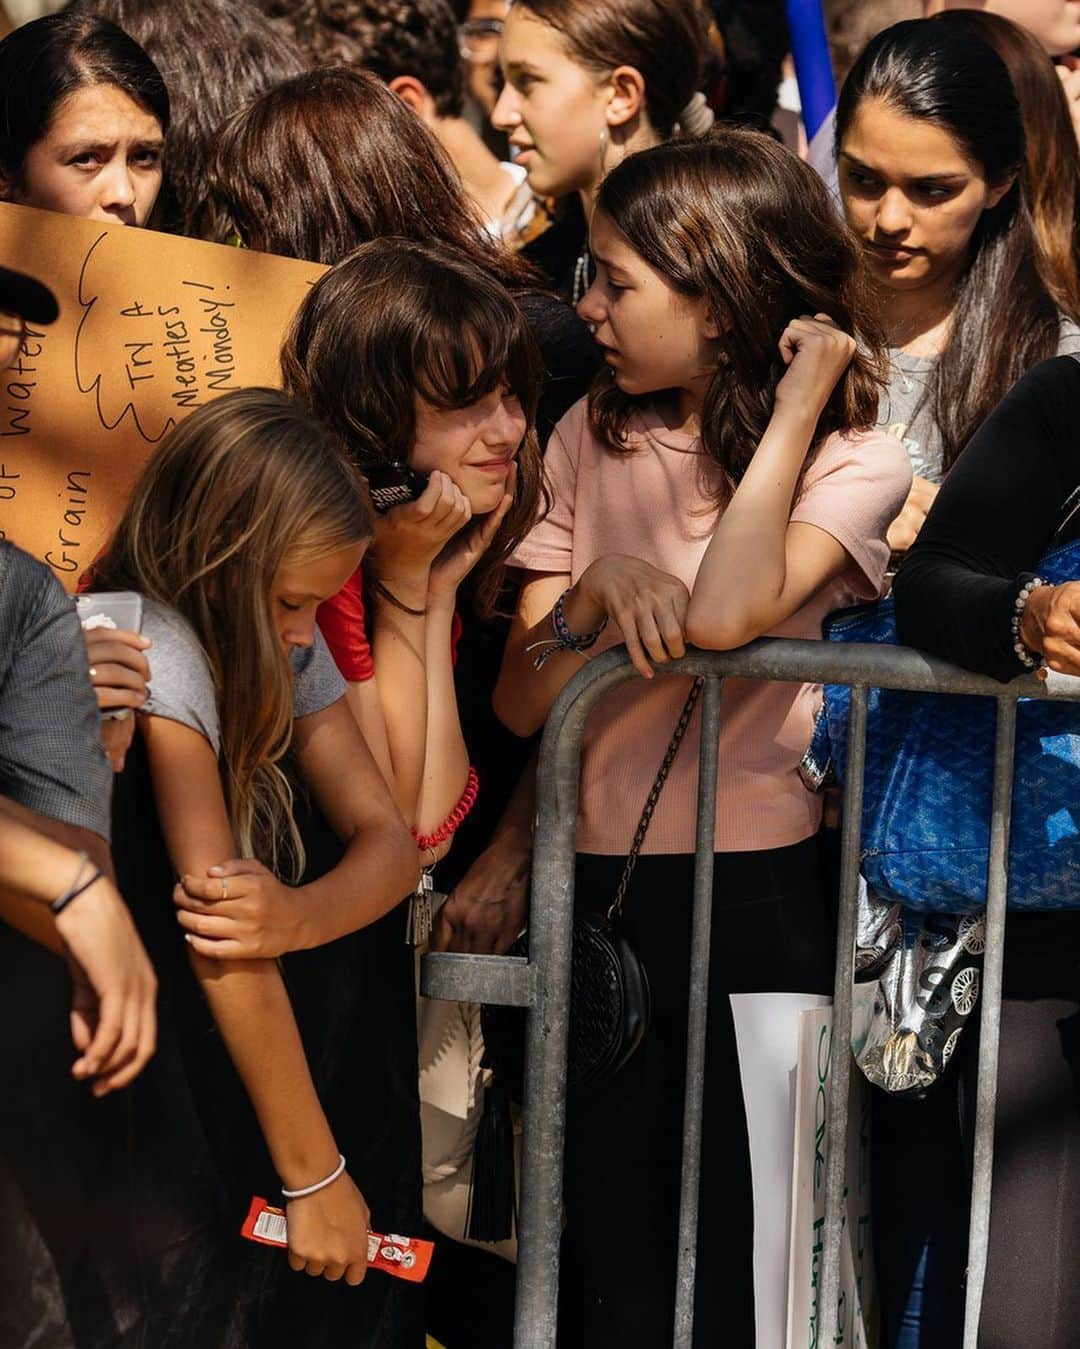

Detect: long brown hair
517,0,708,138
93,389,372,874
209,64,539,284
280,238,545,617
933,8,1080,320
837,20,1064,474
590,131,884,502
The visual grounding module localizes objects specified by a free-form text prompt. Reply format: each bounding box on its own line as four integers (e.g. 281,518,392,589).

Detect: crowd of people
2,1,1080,1347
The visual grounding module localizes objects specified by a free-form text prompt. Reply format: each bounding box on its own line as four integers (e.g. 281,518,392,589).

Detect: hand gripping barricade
420,637,1080,1349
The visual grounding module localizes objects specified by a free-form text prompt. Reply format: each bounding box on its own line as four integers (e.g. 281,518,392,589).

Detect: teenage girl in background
493,0,713,301
495,130,911,1347
836,19,1080,552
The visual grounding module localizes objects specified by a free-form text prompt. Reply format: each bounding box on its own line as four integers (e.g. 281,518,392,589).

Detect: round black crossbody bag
482,677,704,1098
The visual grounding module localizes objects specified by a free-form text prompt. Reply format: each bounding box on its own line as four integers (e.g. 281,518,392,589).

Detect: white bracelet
1012,575,1047,670
281,1153,346,1200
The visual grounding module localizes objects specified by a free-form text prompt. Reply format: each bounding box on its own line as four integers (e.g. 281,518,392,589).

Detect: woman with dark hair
0,11,168,226
278,237,545,845
67,0,307,239
837,26,1080,1345
492,0,713,300
836,19,1080,552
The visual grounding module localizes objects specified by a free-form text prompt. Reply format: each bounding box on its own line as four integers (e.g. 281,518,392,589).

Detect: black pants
558,836,835,1349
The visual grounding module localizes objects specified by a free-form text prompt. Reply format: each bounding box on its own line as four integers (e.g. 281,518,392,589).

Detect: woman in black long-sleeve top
895,354,1080,678
892,353,1080,1349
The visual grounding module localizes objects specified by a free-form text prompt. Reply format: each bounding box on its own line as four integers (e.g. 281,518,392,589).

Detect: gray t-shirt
0,542,112,839
879,318,1080,482
141,599,346,754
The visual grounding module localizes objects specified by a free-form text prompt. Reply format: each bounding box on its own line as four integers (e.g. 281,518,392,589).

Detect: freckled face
4,84,164,226
575,209,717,403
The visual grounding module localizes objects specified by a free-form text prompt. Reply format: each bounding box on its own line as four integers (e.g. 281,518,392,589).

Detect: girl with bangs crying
281,238,545,886
496,131,912,1346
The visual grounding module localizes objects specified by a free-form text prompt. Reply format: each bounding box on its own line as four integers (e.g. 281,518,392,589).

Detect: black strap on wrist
51,863,104,916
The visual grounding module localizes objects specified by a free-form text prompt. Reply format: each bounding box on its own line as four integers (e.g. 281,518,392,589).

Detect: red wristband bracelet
412,767,480,851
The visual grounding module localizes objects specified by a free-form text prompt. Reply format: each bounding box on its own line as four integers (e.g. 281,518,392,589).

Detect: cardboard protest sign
786,1005,876,1349
0,202,325,587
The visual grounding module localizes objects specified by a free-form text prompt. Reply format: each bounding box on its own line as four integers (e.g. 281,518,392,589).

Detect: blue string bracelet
526,589,608,670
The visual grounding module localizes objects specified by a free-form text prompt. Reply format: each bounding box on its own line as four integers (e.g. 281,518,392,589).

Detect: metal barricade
421,636,1080,1349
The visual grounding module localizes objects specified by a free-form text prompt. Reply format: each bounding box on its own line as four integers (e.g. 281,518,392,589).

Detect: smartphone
75,592,145,722
75,591,144,634
365,460,430,514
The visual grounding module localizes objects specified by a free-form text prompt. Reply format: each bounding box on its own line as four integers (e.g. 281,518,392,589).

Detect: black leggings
557,836,835,1349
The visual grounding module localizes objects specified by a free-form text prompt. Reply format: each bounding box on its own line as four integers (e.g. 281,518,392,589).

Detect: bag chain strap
607,677,707,922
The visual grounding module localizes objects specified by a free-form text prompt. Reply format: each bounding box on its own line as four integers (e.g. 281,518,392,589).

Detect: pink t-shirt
510,399,911,854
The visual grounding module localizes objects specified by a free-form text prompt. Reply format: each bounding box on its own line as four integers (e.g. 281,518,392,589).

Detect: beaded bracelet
1011,574,1047,671
526,589,608,670
412,766,480,852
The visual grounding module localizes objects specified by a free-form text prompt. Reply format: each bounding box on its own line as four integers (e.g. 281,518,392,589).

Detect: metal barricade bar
962,697,1018,1349
673,674,722,1347
819,682,868,1339
419,637,1080,1349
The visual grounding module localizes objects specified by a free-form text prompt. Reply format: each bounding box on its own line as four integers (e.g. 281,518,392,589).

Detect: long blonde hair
94,388,372,874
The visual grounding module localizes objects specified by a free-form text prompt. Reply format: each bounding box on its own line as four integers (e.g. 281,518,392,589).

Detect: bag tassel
465,1073,516,1243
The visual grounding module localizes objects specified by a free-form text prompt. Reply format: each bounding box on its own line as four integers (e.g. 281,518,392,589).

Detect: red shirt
317,569,462,681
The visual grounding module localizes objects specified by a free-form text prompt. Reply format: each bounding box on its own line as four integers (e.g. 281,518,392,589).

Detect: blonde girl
81,390,419,1347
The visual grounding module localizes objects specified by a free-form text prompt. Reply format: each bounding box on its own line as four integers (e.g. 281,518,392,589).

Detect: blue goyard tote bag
813,539,1080,913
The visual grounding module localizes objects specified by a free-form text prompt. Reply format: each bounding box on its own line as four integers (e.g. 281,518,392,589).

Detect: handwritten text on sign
0,202,325,585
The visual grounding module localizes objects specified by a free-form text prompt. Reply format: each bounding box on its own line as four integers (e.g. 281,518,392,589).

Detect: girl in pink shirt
495,131,911,1347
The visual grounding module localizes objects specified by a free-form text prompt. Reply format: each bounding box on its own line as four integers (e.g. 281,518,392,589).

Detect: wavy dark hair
837,19,1064,475
280,238,546,617
0,12,169,188
589,131,884,502
933,9,1080,321
69,0,307,239
210,65,538,286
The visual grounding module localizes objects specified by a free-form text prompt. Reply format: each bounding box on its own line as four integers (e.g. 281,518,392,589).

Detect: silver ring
220,876,228,900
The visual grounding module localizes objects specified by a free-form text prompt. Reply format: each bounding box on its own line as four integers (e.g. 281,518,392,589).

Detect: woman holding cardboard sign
0,13,170,769
0,12,167,228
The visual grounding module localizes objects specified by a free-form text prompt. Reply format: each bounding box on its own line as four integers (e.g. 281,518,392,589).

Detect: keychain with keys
407,867,435,947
